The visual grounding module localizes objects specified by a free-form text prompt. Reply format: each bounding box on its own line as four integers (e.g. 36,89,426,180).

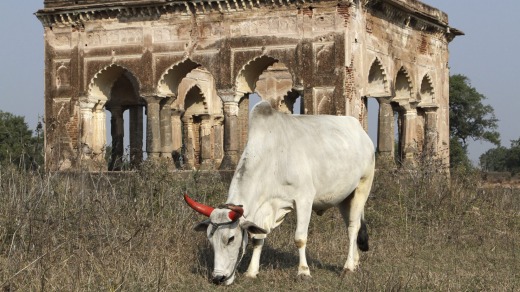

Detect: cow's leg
244,236,265,278
339,175,372,273
294,199,313,278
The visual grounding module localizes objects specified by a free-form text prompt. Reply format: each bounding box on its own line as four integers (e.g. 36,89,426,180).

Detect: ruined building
35,0,461,171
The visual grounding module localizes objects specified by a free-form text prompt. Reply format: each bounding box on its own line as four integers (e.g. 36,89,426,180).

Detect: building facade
35,0,461,171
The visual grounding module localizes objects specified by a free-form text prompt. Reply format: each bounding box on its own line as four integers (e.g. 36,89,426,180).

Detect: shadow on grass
192,240,342,281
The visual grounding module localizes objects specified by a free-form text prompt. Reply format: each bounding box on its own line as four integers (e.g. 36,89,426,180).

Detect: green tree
479,146,508,172
481,138,520,174
449,74,500,168
0,110,43,169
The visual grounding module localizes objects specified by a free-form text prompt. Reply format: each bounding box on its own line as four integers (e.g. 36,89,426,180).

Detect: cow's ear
193,219,211,232
241,221,267,235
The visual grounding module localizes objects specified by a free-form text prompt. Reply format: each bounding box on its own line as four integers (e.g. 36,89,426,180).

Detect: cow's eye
227,236,235,245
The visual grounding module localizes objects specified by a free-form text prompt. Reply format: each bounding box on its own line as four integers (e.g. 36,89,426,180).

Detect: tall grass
0,161,518,291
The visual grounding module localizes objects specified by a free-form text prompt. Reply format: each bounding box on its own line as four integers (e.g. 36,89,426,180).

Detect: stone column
160,102,173,160
79,100,95,160
424,107,439,156
143,95,162,159
376,99,395,165
199,115,213,169
182,116,195,170
108,106,125,171
402,108,418,165
92,100,107,164
213,116,224,166
219,99,239,170
171,109,184,167
129,105,143,167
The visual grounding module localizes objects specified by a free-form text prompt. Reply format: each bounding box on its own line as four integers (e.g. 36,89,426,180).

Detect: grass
0,161,519,291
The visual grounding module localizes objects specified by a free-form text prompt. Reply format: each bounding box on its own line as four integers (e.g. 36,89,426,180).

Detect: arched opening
419,74,435,106
159,60,223,170
84,65,144,171
283,89,303,115
182,86,206,169
158,59,200,97
236,55,278,96
367,58,388,96
235,57,297,155
395,67,412,101
366,59,393,166
105,72,144,170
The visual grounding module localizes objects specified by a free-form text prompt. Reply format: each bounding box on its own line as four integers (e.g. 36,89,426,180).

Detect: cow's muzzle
212,275,227,285
212,271,235,285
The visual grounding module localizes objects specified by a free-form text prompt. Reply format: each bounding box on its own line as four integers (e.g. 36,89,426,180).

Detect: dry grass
0,161,519,291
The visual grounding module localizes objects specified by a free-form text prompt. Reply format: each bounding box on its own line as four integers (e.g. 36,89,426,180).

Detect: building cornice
35,0,463,41
35,0,312,28
366,0,463,40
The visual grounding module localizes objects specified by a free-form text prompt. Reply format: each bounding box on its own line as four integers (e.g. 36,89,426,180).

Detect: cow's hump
251,101,274,118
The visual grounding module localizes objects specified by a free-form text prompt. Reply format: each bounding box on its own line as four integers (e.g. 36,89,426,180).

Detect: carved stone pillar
219,89,239,170
376,99,395,166
220,101,239,170
402,108,418,165
129,105,143,167
182,116,195,170
79,100,95,160
160,102,173,160
199,115,213,169
424,107,439,156
108,106,124,171
92,100,107,164
171,108,184,167
213,115,224,166
143,96,162,159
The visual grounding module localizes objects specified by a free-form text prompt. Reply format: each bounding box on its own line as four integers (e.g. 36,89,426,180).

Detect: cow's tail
356,215,369,252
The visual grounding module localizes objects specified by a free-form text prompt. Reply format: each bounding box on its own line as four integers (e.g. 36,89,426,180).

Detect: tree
0,110,43,169
479,146,508,172
449,74,500,168
480,138,520,174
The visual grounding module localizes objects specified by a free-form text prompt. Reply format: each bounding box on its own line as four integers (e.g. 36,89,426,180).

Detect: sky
0,1,518,165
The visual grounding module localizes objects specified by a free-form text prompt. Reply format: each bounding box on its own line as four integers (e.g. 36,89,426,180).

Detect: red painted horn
184,194,214,217
227,205,244,221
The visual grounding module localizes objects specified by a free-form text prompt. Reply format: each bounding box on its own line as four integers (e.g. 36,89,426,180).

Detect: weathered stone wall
35,0,461,171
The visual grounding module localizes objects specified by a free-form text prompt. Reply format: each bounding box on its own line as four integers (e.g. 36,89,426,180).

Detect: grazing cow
185,101,375,285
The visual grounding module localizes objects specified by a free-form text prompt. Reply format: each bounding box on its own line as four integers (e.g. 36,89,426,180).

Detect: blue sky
0,1,518,165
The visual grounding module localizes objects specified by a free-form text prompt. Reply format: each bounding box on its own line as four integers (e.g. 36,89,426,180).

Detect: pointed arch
235,55,278,100
175,67,222,115
394,66,413,102
418,73,435,105
157,58,200,97
255,61,294,111
88,64,140,102
367,57,388,96
83,64,144,170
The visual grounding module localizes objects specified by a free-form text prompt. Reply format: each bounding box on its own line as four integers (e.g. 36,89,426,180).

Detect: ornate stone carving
314,42,335,75
313,87,335,115
86,28,143,47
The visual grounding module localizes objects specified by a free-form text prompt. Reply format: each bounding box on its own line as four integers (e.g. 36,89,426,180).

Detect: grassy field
0,162,519,291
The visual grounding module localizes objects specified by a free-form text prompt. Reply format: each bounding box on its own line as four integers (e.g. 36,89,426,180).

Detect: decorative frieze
86,28,143,47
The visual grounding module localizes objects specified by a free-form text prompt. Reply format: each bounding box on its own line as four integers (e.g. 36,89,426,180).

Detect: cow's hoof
340,268,355,277
243,272,258,279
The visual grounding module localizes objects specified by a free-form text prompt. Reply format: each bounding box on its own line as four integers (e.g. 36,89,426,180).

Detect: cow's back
227,102,375,226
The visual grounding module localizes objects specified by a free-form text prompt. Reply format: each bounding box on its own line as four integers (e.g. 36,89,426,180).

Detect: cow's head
184,194,266,285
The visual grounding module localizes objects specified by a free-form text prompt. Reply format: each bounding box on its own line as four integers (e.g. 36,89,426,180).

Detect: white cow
185,101,375,285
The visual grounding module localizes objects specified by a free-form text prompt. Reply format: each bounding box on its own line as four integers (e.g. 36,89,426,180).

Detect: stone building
35,0,461,171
